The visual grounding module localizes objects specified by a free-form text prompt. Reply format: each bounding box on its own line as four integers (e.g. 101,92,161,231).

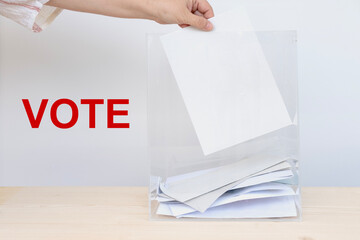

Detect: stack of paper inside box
156,158,298,218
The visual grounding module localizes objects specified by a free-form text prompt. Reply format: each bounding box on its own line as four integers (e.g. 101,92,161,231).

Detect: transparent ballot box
148,30,300,220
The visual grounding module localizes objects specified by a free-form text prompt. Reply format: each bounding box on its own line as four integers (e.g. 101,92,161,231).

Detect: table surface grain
0,187,359,240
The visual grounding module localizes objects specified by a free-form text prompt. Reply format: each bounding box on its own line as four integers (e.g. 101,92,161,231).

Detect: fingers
185,12,213,31
196,0,214,19
178,0,214,31
185,0,214,31
194,10,203,17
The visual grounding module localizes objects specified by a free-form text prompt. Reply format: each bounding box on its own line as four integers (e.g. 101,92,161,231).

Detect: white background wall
0,0,359,186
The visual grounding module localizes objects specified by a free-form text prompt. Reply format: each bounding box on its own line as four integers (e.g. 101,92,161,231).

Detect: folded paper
160,10,292,155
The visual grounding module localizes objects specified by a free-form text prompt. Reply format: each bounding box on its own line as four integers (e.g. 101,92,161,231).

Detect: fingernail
205,21,213,31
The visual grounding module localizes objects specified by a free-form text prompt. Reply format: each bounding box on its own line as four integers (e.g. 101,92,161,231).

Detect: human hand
147,0,214,31
46,0,214,31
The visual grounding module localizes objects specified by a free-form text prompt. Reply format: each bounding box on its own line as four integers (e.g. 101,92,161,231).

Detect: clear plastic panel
148,31,300,220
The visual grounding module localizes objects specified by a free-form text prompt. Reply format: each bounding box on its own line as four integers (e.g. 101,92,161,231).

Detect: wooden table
0,187,359,240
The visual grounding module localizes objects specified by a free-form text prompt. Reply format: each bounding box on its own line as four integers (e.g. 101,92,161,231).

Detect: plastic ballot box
148,10,300,220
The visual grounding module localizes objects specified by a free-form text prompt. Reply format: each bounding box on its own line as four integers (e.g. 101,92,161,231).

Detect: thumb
185,12,213,31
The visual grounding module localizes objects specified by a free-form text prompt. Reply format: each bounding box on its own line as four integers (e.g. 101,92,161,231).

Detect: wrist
139,0,157,21
102,0,155,20
118,0,157,20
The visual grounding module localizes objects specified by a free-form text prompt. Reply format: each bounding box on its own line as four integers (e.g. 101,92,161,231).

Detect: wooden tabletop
0,187,359,240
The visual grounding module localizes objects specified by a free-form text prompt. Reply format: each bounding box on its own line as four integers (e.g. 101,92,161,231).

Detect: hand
147,0,214,31
46,0,215,31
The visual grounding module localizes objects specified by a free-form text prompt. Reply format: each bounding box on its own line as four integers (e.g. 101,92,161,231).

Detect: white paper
161,158,292,212
182,177,244,212
213,182,295,206
161,160,289,189
252,161,291,176
156,202,173,216
168,183,295,217
157,169,293,204
179,196,297,219
158,159,292,201
157,168,293,203
232,169,293,190
160,9,292,155
160,156,287,204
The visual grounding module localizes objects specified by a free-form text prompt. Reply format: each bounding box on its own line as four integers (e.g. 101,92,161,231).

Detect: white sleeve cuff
0,0,62,32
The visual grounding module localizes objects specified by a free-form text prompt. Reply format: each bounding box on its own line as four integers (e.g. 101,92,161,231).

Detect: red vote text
22,99,130,129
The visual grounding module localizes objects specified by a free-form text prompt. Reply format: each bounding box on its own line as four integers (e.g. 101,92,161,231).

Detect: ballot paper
158,158,296,213
160,9,293,155
166,183,296,217
232,169,293,190
155,155,298,217
180,196,297,219
159,157,288,204
157,195,297,219
163,160,291,186
157,168,294,203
